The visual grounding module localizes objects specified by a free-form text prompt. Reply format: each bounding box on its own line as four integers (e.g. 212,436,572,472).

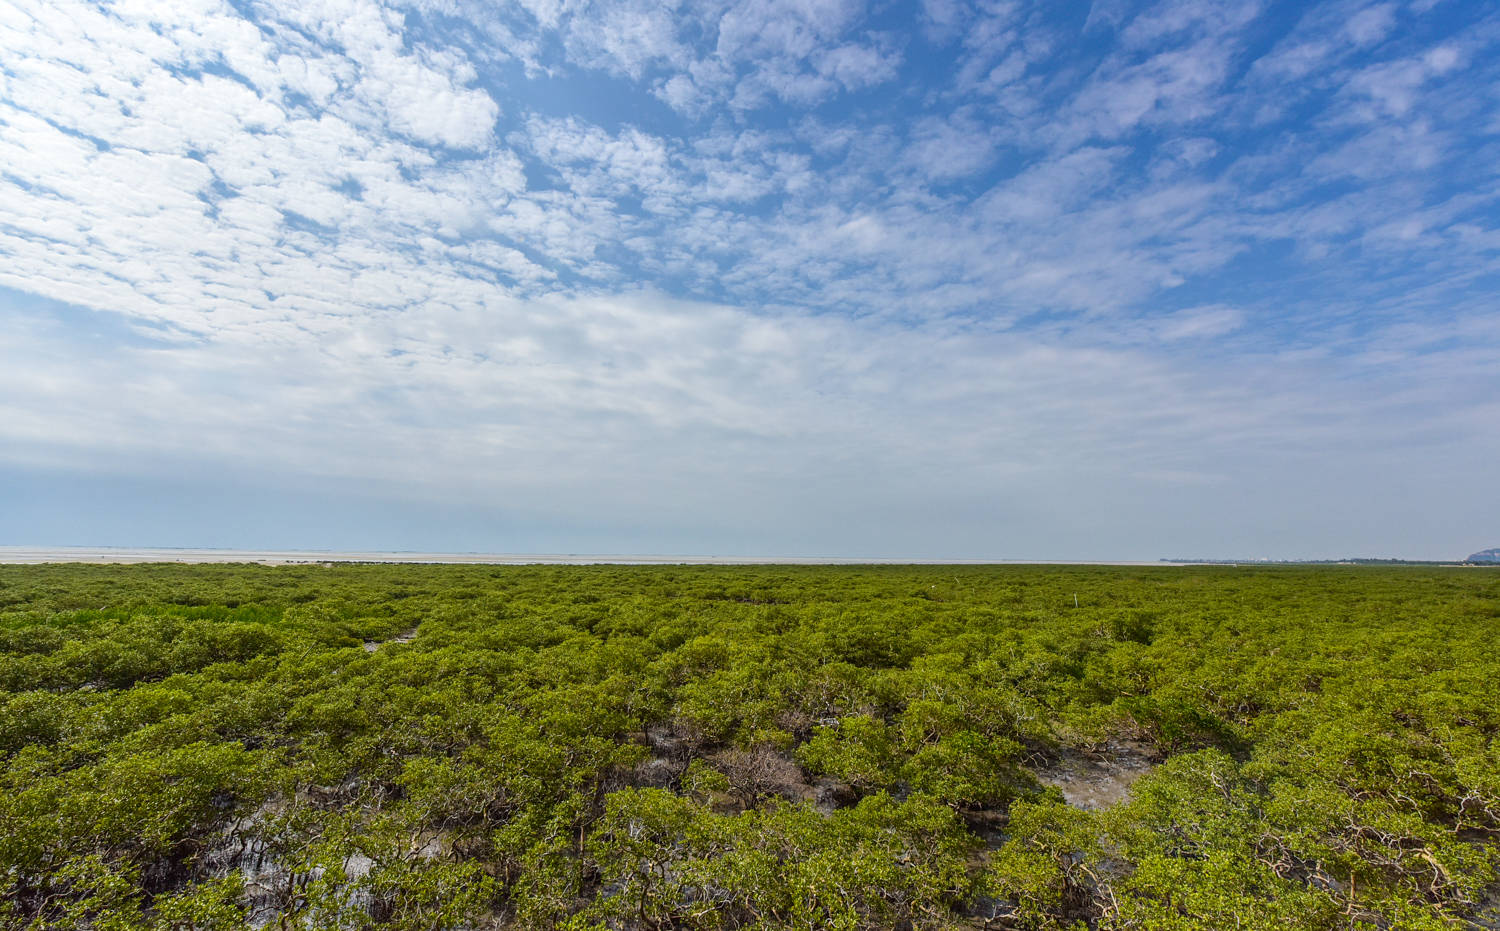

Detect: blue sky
1,0,1497,559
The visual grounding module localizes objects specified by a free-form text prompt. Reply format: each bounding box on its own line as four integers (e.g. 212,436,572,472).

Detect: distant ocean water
0,547,1183,566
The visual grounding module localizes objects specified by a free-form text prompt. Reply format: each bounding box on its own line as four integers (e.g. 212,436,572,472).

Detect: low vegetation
0,563,1496,929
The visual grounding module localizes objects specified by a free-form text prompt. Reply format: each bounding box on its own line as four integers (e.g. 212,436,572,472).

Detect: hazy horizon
0,545,1483,566
0,545,1192,565
2,0,1497,558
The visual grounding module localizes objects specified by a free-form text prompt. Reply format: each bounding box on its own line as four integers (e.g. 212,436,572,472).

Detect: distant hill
1467,548,1500,563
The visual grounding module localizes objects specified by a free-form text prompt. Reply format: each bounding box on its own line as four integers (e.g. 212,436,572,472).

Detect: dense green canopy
1,563,1495,929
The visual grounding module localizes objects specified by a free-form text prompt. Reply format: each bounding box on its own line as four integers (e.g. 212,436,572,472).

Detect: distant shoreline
0,548,1482,567
0,547,1201,567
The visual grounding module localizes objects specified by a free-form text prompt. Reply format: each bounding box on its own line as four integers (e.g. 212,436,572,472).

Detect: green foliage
796,715,897,791
986,799,1101,929
0,562,1495,928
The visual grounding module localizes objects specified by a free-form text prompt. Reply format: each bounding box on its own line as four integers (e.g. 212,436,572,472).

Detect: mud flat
362,626,419,651
1037,741,1158,810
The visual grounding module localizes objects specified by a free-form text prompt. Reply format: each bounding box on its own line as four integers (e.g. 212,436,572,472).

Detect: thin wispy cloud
0,0,1496,557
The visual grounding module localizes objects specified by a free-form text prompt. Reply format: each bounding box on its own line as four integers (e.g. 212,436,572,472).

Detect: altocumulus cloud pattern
0,0,1497,558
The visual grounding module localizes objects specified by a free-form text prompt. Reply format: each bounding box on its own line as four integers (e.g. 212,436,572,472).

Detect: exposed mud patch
201,801,288,928
203,798,446,927
1472,880,1500,929
812,777,857,813
630,755,684,789
1036,741,1157,810
961,808,1008,849
363,626,418,652
711,745,812,806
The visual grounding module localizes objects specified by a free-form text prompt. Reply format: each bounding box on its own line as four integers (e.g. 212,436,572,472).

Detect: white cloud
1059,37,1242,144
903,112,998,181
1342,44,1465,119
495,0,900,112
7,287,1478,515
1154,305,1243,340
1343,3,1397,46
564,0,691,79
815,41,901,90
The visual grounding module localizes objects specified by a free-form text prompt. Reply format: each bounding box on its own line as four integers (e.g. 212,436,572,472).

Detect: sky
0,0,1497,560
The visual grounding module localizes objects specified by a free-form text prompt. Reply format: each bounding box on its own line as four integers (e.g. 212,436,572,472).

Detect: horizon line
0,546,1480,567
